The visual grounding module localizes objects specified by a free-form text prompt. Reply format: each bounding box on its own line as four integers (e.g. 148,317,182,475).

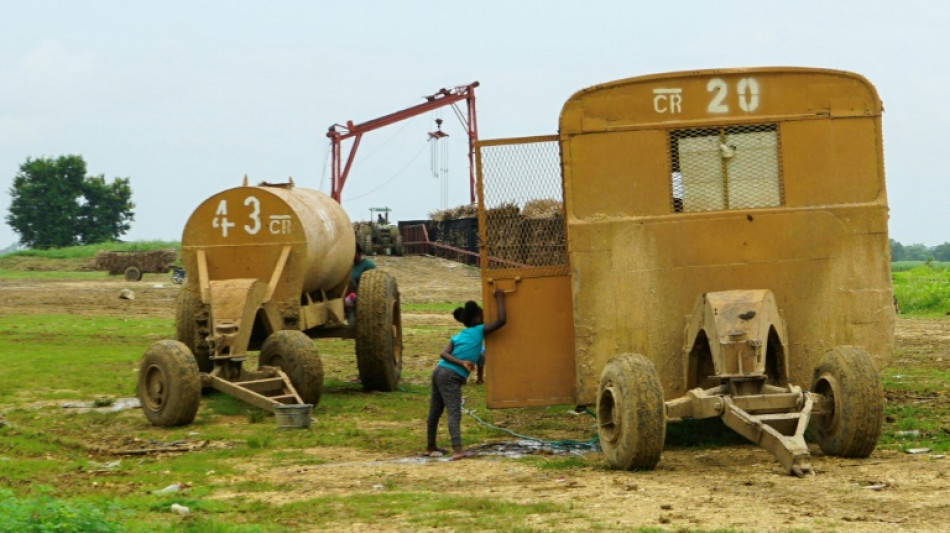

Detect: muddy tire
393,235,404,256
361,234,374,256
175,288,212,372
137,340,201,427
259,330,324,406
597,353,666,470
355,270,402,391
124,266,142,282
811,346,884,457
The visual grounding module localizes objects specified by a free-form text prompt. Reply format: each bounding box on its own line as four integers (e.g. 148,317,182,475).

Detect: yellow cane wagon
477,67,893,475
137,178,402,426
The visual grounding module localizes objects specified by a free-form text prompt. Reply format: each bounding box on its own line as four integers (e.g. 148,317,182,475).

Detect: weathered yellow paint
480,67,893,408
483,273,576,408
181,185,355,315
561,68,893,404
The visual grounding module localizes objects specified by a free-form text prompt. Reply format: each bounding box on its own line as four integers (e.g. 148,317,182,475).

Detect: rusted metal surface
328,82,479,203
665,289,818,475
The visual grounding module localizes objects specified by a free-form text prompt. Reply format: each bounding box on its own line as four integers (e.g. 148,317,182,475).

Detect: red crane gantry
326,82,479,204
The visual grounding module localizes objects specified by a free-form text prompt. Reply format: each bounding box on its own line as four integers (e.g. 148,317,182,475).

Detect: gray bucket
274,404,313,429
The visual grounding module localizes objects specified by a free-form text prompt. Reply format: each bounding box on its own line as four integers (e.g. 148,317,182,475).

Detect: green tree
889,239,906,261
902,243,931,261
932,242,950,262
6,155,134,249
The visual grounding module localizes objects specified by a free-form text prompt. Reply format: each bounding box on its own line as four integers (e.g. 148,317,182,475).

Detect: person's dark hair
453,300,482,327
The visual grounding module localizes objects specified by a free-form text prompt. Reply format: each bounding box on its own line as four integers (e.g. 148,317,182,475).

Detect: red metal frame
327,82,480,204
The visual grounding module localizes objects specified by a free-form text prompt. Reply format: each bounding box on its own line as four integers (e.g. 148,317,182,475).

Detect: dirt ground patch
0,256,480,318
2,256,949,532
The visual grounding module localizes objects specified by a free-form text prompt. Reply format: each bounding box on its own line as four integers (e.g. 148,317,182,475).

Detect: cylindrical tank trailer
137,180,403,427
181,185,355,298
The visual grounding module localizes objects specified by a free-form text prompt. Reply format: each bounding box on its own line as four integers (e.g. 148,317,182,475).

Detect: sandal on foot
450,450,475,461
422,448,449,457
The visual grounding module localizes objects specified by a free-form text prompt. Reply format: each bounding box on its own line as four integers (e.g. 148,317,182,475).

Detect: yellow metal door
477,136,576,408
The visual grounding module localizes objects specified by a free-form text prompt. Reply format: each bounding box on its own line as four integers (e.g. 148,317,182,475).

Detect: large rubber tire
175,288,212,373
259,330,324,406
811,346,884,457
137,340,201,427
393,235,404,257
597,353,666,470
124,266,142,282
355,270,402,391
361,234,375,256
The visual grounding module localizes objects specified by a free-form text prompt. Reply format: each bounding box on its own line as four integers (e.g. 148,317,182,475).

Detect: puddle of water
470,439,597,458
61,397,141,413
315,439,598,469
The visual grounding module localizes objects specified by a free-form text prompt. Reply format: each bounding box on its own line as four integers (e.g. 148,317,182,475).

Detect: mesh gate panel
478,137,568,275
669,124,783,213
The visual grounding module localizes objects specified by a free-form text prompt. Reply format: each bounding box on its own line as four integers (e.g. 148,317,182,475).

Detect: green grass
0,269,109,279
891,260,950,272
892,264,950,315
0,299,602,531
0,245,946,531
0,487,123,533
3,241,180,260
879,363,950,454
0,240,181,278
0,314,170,403
402,301,461,313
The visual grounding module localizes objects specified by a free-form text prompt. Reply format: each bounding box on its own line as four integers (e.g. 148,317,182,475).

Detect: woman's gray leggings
427,366,467,448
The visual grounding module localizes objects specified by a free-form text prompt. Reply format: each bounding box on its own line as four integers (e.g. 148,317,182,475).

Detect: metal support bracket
666,384,817,477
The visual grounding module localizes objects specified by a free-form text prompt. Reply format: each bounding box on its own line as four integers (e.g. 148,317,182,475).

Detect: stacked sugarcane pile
520,199,566,267
426,204,479,265
428,203,478,221
93,249,178,275
427,199,566,268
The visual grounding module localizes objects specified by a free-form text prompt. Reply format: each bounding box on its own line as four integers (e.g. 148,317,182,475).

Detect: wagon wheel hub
598,385,621,444
143,364,168,409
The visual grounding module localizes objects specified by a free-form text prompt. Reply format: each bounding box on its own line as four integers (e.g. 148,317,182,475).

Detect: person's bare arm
483,289,507,335
440,341,475,372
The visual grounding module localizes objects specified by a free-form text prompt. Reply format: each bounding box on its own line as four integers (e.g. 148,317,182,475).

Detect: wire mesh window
478,138,567,273
669,124,782,213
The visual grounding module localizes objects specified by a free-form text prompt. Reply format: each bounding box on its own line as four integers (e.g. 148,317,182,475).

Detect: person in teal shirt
345,246,376,324
349,246,376,290
425,289,507,460
452,306,486,383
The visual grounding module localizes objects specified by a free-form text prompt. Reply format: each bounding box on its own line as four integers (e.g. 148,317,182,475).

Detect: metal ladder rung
270,394,298,404
233,377,287,393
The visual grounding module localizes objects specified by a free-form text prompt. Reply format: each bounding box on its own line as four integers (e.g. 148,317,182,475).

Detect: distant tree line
6,155,134,249
890,239,950,262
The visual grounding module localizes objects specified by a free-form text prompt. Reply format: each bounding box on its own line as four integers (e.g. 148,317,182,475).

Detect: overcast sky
1,1,948,248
